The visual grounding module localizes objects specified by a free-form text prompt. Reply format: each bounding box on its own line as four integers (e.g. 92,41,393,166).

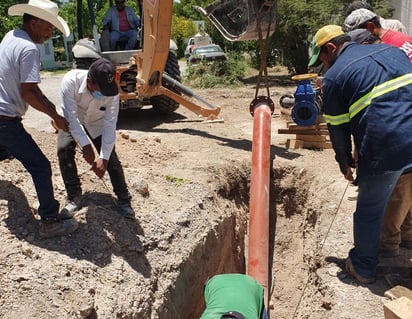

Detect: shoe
39,218,78,239
117,201,135,220
400,240,412,249
59,200,79,220
379,248,400,258
0,149,14,161
345,258,375,284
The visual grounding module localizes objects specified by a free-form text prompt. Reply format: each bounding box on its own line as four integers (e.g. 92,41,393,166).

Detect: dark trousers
0,119,59,220
57,130,131,202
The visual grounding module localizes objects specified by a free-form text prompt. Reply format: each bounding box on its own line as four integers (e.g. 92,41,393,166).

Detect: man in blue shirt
102,0,140,51
308,25,412,284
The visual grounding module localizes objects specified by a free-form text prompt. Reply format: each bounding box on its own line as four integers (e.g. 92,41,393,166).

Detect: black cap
88,58,118,96
348,29,373,44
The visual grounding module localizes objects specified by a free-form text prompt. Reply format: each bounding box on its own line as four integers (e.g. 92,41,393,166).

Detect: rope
290,181,351,319
252,0,276,98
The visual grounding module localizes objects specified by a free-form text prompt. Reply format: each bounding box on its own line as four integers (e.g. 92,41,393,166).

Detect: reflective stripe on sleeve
325,113,350,126
326,73,412,126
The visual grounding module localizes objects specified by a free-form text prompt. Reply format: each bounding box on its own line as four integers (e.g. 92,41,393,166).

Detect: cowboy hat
8,0,70,37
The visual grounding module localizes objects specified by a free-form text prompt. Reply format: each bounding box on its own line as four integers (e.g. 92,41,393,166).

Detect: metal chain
252,0,276,98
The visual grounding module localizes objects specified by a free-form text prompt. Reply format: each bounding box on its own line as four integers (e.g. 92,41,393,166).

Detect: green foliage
173,0,211,19
0,1,27,40
183,51,246,88
59,0,140,41
171,15,197,58
271,0,395,73
174,0,396,74
0,0,397,74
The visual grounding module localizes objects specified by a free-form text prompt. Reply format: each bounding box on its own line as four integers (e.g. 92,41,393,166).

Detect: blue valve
291,74,320,126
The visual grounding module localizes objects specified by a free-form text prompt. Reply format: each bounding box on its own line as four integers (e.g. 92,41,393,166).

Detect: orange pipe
247,96,273,311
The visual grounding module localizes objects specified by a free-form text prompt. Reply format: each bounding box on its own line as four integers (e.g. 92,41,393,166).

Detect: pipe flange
249,96,275,117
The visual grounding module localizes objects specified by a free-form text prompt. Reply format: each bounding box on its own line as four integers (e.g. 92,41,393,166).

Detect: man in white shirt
0,0,78,239
57,58,135,220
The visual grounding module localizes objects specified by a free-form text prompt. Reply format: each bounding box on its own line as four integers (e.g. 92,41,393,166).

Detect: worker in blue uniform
308,25,412,284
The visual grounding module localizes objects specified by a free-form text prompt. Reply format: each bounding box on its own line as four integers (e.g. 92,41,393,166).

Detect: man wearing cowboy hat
0,0,78,238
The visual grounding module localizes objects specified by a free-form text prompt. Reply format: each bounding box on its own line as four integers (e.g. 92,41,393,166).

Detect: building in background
37,41,56,69
387,0,412,35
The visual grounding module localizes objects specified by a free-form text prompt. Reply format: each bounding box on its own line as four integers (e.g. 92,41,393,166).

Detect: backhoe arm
133,0,221,119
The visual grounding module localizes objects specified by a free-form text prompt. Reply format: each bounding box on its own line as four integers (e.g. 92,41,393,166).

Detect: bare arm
21,82,69,131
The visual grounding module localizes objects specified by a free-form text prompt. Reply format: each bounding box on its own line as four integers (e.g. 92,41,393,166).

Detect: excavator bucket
194,0,276,41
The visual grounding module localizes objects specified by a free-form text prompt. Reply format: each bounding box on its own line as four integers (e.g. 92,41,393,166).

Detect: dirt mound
1,72,410,318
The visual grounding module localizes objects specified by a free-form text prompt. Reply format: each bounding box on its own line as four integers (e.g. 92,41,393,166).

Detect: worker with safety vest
308,25,412,284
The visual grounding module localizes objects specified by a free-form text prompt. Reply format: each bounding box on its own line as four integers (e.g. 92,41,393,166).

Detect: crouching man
57,58,135,220
200,273,268,319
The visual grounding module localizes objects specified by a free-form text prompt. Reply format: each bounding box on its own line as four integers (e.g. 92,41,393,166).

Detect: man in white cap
0,0,78,238
343,8,412,61
345,1,407,34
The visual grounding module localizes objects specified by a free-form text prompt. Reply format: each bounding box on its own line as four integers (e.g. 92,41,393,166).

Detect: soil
0,66,411,319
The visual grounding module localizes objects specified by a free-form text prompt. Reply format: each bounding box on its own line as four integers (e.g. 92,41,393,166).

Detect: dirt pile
0,71,411,318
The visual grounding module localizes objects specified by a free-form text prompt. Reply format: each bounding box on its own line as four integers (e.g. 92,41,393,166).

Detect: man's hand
343,166,355,182
52,115,69,132
92,158,108,179
82,144,95,166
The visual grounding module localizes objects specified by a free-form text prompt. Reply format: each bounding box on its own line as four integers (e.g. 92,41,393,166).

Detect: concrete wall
387,0,412,35
36,41,56,70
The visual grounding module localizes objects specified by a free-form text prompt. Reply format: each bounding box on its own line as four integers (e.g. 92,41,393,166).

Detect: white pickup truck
184,33,213,59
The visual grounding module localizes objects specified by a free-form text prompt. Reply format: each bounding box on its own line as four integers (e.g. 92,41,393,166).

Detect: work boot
117,201,135,220
345,258,375,284
39,218,78,239
400,240,412,249
59,199,80,220
379,248,400,258
0,148,14,161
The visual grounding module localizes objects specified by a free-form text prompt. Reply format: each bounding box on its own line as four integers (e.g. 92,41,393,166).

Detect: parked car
184,33,213,59
188,44,227,64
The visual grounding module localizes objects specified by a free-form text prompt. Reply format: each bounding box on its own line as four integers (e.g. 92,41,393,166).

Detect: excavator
72,0,276,120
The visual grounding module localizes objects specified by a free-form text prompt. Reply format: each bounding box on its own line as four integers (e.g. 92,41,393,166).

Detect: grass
182,51,248,88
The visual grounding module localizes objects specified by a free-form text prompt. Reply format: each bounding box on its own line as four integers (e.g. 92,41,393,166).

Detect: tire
151,51,181,114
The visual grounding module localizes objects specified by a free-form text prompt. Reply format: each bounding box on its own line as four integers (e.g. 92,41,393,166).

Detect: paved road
23,73,64,133
25,60,187,133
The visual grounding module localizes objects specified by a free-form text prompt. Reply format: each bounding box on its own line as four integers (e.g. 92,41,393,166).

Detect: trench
158,161,329,318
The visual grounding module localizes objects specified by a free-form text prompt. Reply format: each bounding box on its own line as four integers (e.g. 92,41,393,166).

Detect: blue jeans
110,29,138,50
261,306,268,319
349,170,404,279
0,119,59,220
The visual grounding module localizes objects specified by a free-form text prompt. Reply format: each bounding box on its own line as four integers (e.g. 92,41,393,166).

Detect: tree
171,15,197,58
270,0,396,74
0,1,28,40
